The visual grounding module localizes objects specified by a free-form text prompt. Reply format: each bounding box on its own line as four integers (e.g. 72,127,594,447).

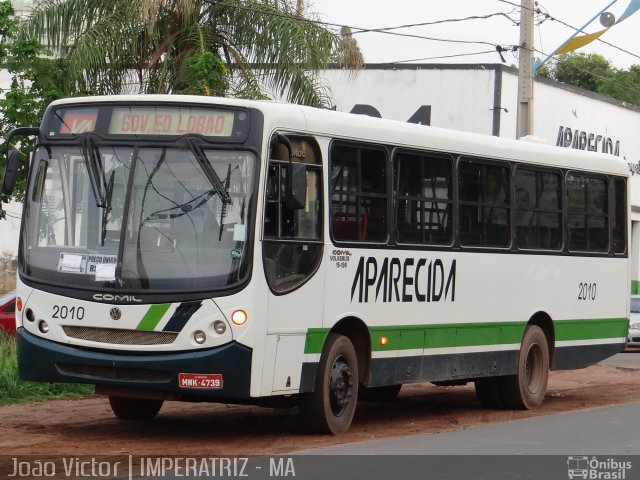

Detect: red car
0,290,16,334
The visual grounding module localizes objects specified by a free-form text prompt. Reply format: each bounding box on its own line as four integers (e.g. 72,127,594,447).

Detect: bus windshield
22,143,256,292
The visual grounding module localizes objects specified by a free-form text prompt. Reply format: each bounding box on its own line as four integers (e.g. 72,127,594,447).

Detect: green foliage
552,53,613,92
333,26,364,70
0,1,71,211
540,52,640,106
24,0,342,107
599,66,640,105
0,332,92,405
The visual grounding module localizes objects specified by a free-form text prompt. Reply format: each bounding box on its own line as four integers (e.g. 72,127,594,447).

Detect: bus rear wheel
108,396,163,420
500,325,549,409
300,333,358,435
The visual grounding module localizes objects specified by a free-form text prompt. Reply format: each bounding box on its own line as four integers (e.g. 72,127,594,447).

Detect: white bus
2,95,629,434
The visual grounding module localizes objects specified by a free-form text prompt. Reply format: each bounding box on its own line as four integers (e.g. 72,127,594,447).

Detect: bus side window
567,173,608,252
612,177,627,254
393,150,452,245
458,160,510,247
330,143,387,243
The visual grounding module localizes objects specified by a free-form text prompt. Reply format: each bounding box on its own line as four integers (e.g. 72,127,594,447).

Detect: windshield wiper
100,171,115,246
218,163,232,241
184,137,231,206
81,135,106,207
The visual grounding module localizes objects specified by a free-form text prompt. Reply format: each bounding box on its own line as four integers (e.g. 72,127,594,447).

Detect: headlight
630,323,640,329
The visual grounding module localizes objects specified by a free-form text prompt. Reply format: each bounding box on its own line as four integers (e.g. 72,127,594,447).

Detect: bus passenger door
262,136,325,393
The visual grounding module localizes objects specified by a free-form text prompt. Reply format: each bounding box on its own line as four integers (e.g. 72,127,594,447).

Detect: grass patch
0,331,93,405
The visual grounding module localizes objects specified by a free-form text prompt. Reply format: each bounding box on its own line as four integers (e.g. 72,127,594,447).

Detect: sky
312,0,640,70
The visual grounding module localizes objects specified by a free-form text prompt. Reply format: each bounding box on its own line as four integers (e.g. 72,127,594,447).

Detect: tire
300,333,358,435
474,377,505,409
108,396,163,420
499,325,549,409
359,384,401,402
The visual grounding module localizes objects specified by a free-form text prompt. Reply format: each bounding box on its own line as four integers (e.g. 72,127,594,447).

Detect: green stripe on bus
304,318,628,354
136,304,171,331
632,280,640,295
369,322,527,352
554,318,629,341
305,328,330,354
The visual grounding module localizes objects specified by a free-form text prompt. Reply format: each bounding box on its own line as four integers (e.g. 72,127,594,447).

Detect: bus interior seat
332,212,367,241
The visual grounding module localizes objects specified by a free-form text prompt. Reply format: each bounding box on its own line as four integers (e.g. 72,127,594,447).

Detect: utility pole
516,0,535,138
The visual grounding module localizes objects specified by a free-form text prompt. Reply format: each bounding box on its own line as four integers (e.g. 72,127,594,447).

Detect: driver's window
264,164,320,240
263,135,323,294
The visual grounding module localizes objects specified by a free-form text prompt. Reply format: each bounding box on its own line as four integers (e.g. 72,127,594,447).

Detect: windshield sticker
87,254,118,275
94,263,116,282
233,224,247,241
58,253,87,274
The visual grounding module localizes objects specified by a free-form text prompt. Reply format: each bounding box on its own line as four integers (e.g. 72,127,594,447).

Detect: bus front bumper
16,327,252,399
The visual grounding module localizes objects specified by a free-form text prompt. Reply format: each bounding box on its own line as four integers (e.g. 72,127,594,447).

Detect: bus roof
48,94,629,177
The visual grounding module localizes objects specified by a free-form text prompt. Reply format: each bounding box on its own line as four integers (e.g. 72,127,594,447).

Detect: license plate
178,373,223,389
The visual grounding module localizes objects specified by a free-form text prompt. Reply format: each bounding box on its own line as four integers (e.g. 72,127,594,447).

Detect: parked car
628,296,640,348
0,290,16,334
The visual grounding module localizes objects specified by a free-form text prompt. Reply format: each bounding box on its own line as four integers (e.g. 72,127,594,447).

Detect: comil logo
93,293,142,303
567,456,632,479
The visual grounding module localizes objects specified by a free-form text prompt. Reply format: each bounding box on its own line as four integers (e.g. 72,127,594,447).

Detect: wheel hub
329,355,352,416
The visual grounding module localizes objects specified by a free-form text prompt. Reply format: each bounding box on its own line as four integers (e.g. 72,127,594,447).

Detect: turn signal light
380,336,389,346
231,309,247,325
16,297,23,312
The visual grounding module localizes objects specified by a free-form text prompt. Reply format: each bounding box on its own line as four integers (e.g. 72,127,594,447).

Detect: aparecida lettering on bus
350,256,456,303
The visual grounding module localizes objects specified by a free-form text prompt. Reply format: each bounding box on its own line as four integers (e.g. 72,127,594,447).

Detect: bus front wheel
108,396,164,420
500,325,549,409
300,333,358,435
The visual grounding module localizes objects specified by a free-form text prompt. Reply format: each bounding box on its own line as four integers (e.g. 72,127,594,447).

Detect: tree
551,53,613,92
536,52,640,106
599,66,640,106
335,26,364,71
23,0,349,107
0,1,70,217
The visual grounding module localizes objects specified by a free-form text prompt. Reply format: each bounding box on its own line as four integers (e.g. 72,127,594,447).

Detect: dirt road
1,361,639,456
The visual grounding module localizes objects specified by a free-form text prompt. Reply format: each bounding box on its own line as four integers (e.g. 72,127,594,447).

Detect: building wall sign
556,126,620,156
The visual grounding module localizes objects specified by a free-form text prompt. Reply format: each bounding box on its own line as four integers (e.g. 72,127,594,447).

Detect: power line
499,0,640,63
392,50,501,64
349,12,519,35
207,0,519,53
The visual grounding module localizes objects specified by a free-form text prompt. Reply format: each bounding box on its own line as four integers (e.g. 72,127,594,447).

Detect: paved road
299,401,639,455
602,348,640,368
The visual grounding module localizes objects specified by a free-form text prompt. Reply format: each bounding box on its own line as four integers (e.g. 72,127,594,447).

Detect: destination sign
109,107,234,137
52,105,242,139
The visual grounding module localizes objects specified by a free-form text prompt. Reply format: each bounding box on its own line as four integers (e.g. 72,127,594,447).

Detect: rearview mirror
1,149,21,196
285,163,307,209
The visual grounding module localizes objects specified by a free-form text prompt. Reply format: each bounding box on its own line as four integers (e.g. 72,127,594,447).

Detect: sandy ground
0,357,639,458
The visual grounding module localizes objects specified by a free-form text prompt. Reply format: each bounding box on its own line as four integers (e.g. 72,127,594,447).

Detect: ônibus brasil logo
567,456,632,479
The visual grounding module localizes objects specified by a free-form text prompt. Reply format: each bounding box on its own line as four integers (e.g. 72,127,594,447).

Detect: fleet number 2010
52,305,85,320
577,282,597,300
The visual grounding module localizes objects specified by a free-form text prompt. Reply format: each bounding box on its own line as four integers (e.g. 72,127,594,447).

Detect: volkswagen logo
109,307,122,320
